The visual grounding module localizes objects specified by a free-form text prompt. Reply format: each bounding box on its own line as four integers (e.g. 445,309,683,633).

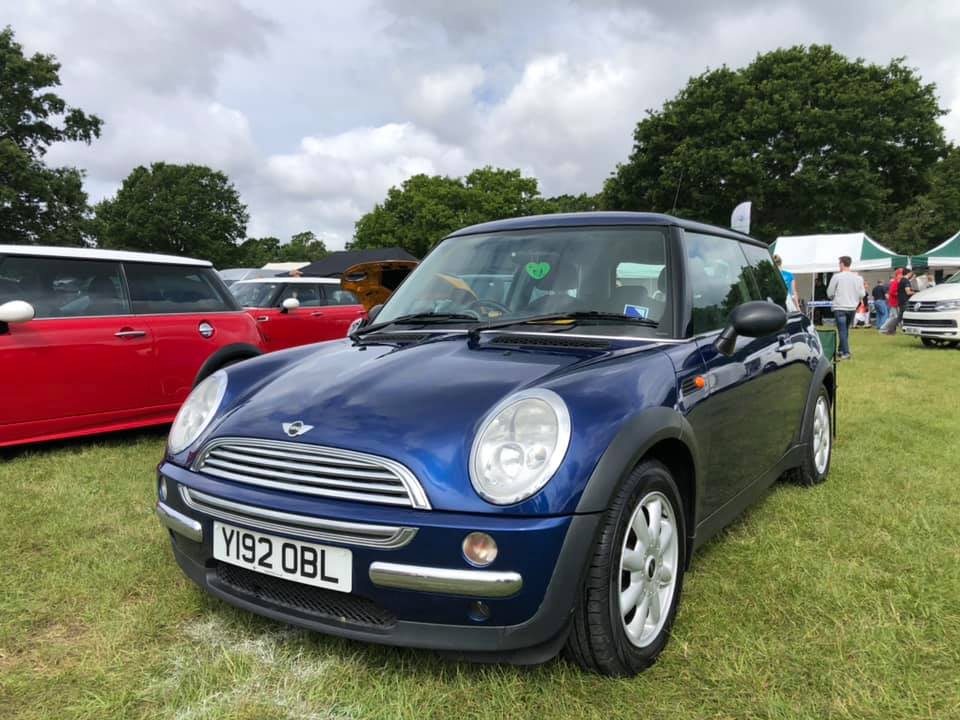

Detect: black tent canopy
298,247,418,277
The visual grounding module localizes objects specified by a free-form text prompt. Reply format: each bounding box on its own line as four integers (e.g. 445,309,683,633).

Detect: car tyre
564,459,686,676
788,386,832,487
193,356,249,386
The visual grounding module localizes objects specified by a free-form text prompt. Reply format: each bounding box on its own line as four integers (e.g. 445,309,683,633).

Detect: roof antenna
671,168,684,214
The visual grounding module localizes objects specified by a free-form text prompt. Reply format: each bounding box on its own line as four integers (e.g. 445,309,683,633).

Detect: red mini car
0,245,264,448
230,277,366,352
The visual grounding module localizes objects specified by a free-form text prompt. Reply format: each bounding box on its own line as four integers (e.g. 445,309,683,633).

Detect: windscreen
376,227,671,334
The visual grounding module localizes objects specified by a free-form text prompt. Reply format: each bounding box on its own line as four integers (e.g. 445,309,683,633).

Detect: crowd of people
773,254,937,360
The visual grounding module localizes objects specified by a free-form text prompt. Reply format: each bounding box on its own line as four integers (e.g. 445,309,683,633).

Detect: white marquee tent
769,233,905,274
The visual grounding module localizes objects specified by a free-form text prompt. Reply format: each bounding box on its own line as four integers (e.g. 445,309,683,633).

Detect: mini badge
282,420,314,438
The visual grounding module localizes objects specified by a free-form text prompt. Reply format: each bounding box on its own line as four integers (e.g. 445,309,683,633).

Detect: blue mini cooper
156,212,834,676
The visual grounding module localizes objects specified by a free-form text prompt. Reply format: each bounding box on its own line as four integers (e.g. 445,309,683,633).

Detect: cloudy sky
9,0,960,250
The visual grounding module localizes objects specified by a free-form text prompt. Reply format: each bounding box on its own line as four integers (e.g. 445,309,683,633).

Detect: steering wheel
467,298,511,317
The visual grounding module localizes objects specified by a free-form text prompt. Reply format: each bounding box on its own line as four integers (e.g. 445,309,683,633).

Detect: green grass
2,331,959,720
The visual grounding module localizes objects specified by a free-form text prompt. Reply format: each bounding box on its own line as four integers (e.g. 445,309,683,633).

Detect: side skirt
690,444,806,553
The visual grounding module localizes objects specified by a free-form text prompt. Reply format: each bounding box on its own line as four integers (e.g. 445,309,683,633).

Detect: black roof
445,212,764,247
299,247,418,277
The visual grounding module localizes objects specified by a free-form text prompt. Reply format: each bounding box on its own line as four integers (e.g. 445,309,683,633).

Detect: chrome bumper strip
156,501,203,542
180,486,417,549
368,562,523,598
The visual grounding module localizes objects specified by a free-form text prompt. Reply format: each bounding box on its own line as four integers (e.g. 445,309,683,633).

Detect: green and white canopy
770,233,906,274
910,231,960,269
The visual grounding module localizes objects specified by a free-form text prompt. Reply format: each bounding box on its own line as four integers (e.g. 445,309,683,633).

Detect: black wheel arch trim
194,343,262,385
575,406,704,530
799,356,835,445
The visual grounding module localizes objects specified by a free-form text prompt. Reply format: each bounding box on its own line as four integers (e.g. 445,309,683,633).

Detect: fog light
469,600,491,622
158,476,168,501
462,532,497,567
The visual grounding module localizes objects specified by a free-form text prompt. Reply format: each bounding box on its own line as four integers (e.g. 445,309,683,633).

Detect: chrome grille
903,317,958,328
193,438,430,509
909,301,939,312
180,487,417,548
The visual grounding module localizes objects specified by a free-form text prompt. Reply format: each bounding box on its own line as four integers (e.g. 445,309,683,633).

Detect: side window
615,262,667,318
0,256,128,318
279,284,323,307
125,264,230,314
327,289,360,306
740,243,788,309
684,232,758,334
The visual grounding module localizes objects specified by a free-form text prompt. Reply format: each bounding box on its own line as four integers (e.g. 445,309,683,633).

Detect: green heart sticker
526,261,551,280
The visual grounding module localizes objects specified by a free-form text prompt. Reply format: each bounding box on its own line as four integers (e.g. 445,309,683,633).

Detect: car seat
524,261,581,313
85,275,126,315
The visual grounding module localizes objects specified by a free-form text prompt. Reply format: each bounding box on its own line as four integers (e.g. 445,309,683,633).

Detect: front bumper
902,308,960,340
157,461,601,662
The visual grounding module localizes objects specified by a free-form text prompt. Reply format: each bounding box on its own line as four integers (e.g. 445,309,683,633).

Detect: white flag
731,201,752,235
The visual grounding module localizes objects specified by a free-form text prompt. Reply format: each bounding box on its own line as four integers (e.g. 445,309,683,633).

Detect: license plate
213,521,352,592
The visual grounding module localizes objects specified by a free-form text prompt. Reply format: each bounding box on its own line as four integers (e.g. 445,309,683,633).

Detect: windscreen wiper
467,311,660,340
351,312,479,339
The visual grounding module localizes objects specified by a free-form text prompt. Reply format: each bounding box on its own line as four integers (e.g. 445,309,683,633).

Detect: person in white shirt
827,256,863,360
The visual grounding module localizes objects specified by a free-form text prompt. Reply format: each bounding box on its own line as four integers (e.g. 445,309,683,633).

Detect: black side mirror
715,301,787,356
365,304,383,325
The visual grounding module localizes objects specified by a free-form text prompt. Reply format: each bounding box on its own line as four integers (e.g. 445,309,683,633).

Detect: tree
93,163,248,268
880,147,960,255
232,231,329,267
234,236,282,267
602,45,948,242
279,231,328,262
0,26,103,245
351,167,548,256
534,192,600,214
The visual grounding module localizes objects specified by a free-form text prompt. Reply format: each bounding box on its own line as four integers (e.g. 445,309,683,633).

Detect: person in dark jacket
871,279,889,329
897,270,916,328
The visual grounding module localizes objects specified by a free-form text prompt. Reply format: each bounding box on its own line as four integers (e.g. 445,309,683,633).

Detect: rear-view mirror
281,297,300,313
715,301,787,356
0,300,35,334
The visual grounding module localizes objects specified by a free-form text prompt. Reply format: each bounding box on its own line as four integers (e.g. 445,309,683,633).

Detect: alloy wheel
813,394,831,475
618,491,680,648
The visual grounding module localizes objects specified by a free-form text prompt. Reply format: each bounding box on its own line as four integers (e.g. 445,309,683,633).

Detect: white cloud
6,0,960,251
265,123,470,199
479,54,635,190
407,64,486,135
47,98,258,179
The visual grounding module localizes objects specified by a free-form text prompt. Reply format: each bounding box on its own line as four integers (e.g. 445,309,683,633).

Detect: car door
0,255,156,445
253,282,323,351
124,262,239,407
261,283,363,350
309,285,366,340
740,242,814,438
679,232,793,517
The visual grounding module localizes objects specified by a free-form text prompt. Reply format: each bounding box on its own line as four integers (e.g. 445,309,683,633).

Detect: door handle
256,316,269,322
310,311,325,317
115,329,146,338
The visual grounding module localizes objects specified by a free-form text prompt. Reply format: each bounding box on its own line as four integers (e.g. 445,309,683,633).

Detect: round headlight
469,388,571,505
168,371,227,454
